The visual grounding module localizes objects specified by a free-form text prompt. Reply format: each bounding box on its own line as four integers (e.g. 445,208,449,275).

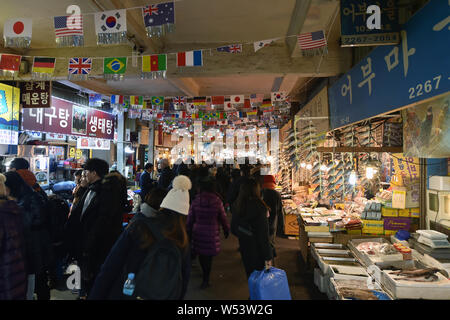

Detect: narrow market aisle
184,222,327,300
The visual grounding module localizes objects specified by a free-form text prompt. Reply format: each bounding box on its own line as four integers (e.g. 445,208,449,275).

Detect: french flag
177,50,203,67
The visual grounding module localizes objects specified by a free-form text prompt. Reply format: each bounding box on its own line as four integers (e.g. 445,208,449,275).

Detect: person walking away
157,158,174,190
69,170,88,217
187,177,230,289
65,158,110,298
4,171,53,300
131,188,168,222
232,178,273,278
88,175,192,300
258,174,283,262
139,163,156,201
0,173,27,300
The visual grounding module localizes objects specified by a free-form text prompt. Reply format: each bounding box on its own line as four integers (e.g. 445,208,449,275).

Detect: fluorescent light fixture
349,171,357,185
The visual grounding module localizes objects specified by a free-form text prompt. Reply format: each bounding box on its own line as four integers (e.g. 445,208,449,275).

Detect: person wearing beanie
9,158,47,200
4,171,53,300
0,173,27,300
89,175,192,300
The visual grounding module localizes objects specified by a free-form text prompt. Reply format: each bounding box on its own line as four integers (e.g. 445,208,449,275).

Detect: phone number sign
329,0,450,130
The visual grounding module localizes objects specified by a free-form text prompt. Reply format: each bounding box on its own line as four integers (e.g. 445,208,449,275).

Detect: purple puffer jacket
187,192,230,256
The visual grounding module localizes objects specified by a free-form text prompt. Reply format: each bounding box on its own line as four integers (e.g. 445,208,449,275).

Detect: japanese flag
230,95,244,105
4,18,32,38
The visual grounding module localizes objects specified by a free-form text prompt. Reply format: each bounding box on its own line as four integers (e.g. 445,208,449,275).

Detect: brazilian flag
104,57,127,74
151,96,164,107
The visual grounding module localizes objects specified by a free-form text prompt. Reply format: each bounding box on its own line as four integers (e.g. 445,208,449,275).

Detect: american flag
297,31,327,50
68,58,92,75
173,96,186,107
54,15,83,37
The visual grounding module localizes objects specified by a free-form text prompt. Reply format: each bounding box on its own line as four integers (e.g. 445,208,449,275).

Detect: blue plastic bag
248,267,292,300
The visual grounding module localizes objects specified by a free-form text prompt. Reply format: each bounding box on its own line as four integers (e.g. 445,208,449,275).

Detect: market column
117,110,125,175
147,122,155,166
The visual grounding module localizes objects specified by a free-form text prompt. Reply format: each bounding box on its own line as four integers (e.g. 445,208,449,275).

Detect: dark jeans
35,272,50,300
198,255,213,283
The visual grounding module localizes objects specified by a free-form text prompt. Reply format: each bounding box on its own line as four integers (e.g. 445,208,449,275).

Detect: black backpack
122,218,183,300
45,195,70,245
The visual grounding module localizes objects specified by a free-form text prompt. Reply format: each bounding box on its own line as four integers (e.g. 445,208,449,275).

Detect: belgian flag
32,57,56,74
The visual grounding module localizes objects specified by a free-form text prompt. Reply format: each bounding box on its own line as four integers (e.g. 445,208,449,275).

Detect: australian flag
217,44,242,53
143,2,174,27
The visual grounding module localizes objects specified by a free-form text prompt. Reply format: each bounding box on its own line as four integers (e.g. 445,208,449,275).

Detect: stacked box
362,219,384,235
382,207,399,217
398,209,411,217
410,208,420,218
383,217,411,234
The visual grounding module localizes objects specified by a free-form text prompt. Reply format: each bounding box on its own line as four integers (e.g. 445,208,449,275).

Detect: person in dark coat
4,171,53,300
157,158,174,190
215,167,230,206
232,178,273,278
88,175,192,300
187,177,230,289
139,163,155,201
66,158,121,299
258,174,283,259
0,173,27,300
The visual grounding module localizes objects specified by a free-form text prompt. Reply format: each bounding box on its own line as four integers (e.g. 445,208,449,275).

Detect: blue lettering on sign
329,0,450,130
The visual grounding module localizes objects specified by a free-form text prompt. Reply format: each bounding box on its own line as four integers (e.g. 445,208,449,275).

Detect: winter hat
262,175,276,190
160,175,192,215
10,158,30,170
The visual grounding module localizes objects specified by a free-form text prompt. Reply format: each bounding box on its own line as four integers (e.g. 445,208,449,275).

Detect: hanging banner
77,137,111,150
402,92,450,158
391,153,420,187
329,0,450,130
19,81,51,108
21,97,115,140
0,83,20,145
340,0,400,47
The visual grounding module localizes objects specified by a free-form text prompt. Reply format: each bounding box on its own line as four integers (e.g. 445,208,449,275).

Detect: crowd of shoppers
0,156,283,300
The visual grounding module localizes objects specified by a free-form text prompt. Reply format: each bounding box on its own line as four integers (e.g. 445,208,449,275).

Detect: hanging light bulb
366,167,375,179
306,164,312,170
301,162,306,168
349,171,357,185
320,164,327,171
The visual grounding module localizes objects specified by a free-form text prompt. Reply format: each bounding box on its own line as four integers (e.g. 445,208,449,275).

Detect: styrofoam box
429,176,450,191
382,270,450,300
348,238,404,268
314,268,328,293
329,277,388,300
328,265,369,279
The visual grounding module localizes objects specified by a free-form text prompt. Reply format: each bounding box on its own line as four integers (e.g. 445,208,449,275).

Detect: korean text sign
341,0,400,46
20,81,52,108
21,96,115,140
329,0,450,130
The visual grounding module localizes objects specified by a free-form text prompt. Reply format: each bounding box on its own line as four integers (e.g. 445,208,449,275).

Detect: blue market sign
341,0,400,47
329,0,450,130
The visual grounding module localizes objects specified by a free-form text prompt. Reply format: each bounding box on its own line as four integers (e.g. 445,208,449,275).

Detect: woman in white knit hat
89,175,192,300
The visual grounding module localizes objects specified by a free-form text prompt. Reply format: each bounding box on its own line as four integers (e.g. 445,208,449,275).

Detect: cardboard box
382,207,399,217
398,209,411,217
347,229,362,235
384,217,411,231
384,230,398,236
284,214,299,236
410,208,420,218
362,219,384,235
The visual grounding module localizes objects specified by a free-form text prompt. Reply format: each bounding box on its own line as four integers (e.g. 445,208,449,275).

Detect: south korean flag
186,102,197,114
95,9,127,34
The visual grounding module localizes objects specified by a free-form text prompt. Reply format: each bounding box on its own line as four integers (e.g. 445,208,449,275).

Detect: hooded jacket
186,192,230,256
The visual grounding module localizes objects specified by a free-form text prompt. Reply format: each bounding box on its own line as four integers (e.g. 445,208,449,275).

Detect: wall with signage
0,83,19,145
21,96,116,140
329,0,450,130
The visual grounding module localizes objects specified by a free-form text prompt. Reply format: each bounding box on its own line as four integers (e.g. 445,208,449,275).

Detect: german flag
32,57,56,74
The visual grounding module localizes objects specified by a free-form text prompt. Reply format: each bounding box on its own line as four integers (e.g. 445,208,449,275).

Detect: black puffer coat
0,199,27,300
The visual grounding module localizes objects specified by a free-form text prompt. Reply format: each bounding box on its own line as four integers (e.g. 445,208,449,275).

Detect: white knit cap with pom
160,175,192,215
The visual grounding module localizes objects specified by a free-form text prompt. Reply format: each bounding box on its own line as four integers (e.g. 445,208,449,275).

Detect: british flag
68,57,92,75
173,96,186,107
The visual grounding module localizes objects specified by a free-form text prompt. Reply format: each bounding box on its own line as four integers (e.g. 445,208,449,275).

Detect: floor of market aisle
51,216,327,300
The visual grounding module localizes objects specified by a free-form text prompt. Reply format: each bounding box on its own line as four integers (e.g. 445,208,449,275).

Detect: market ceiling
0,0,351,100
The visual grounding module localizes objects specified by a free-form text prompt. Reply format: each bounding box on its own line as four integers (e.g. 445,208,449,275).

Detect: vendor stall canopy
0,0,352,110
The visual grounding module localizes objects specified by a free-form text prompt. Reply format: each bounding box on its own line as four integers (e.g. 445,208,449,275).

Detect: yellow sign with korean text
391,153,420,187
